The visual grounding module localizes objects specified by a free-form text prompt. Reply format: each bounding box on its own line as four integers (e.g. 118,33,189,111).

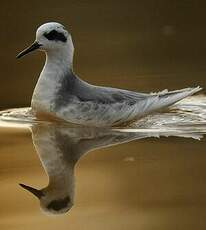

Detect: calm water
1,95,206,229
1,1,206,229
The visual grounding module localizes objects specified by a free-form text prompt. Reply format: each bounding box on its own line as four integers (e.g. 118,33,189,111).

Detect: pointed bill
16,41,41,59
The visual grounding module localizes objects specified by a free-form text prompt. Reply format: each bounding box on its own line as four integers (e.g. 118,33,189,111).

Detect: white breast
31,50,72,113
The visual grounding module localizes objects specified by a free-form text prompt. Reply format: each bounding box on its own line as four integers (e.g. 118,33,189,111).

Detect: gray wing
66,73,150,103
54,73,200,126
53,74,154,126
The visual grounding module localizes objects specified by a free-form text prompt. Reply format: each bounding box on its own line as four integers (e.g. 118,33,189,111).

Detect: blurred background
0,0,206,108
1,2,206,229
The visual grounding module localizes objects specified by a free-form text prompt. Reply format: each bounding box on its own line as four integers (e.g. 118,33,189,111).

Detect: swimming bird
17,22,202,127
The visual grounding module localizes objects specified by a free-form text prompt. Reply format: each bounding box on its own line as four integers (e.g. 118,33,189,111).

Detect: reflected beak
19,183,44,199
16,41,41,59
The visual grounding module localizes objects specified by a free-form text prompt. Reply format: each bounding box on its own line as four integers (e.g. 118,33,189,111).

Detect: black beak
16,41,41,59
19,183,44,199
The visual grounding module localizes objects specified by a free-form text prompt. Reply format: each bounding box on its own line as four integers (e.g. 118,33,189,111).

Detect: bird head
16,22,74,58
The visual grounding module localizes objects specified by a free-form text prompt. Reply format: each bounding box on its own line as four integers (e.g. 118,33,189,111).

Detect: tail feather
157,86,202,96
146,86,202,113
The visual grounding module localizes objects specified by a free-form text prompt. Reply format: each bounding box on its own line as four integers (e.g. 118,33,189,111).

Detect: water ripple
0,95,206,135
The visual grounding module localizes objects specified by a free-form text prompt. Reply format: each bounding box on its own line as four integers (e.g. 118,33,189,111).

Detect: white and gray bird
17,22,202,127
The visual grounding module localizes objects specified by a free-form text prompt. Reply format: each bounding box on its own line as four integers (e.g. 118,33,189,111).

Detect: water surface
1,96,206,229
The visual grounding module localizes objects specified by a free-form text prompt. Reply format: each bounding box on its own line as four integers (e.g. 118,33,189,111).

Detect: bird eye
44,30,67,42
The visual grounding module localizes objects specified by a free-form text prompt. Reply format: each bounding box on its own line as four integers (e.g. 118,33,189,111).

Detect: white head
17,22,74,58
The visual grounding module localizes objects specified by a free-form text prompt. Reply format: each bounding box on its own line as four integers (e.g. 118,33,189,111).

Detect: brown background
0,0,206,109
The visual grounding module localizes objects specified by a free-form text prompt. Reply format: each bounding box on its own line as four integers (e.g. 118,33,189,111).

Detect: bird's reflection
19,124,203,215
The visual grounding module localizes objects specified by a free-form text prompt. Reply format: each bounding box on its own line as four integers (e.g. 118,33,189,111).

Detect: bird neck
31,45,74,112
45,45,74,71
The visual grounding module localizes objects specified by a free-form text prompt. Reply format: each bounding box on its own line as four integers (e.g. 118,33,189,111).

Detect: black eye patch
47,196,71,211
44,30,67,42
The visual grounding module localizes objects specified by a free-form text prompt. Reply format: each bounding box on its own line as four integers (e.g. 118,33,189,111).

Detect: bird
16,22,202,127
